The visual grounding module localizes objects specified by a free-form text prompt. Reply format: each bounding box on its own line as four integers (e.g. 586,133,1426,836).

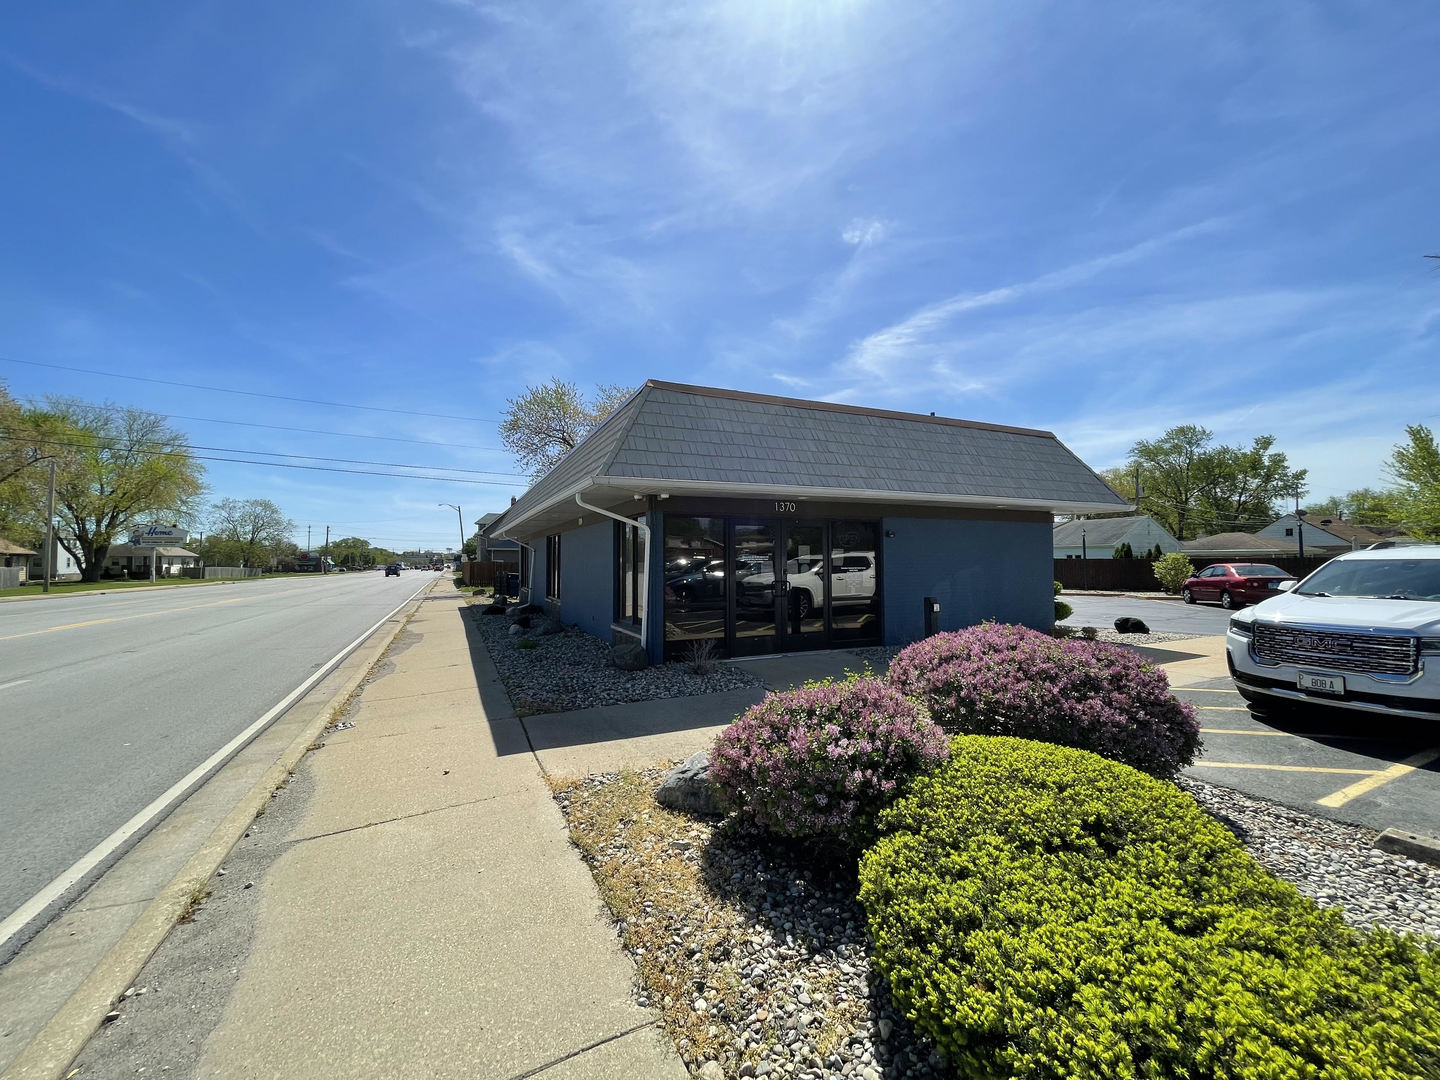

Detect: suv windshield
1296,558,1440,601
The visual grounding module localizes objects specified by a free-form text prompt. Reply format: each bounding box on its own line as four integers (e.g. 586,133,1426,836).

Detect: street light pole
439,503,464,557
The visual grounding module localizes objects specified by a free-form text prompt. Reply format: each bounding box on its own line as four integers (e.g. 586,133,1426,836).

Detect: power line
1,355,499,424
0,433,526,479
0,434,528,486
15,397,508,453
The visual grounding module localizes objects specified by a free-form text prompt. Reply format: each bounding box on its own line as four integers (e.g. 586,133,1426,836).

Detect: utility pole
439,504,465,558
1294,494,1305,559
307,525,312,554
324,525,331,574
1081,527,1088,591
42,460,56,594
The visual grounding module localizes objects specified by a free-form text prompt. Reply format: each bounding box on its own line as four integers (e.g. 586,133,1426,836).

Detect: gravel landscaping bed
1077,627,1205,647
556,769,1438,1080
1180,776,1440,939
554,769,947,1080
467,604,760,714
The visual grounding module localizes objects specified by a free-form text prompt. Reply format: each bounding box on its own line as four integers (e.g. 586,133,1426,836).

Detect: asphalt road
0,571,440,934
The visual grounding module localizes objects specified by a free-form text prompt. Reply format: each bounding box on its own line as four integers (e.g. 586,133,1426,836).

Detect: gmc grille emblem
1295,633,1329,650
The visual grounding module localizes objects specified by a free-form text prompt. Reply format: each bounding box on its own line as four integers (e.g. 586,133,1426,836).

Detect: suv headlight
1229,617,1254,637
1421,636,1440,655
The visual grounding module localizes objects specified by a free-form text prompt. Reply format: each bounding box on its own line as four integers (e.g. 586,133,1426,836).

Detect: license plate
1299,672,1344,696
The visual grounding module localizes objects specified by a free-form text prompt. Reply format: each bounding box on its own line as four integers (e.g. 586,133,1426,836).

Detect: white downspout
575,493,651,659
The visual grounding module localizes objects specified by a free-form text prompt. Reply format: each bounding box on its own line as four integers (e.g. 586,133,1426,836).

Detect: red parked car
1181,563,1295,609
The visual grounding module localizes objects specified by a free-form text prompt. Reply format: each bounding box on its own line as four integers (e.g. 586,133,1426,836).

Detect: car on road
1182,563,1295,608
1227,545,1440,722
385,563,402,577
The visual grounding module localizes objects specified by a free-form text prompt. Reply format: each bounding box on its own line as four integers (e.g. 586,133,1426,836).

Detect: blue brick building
483,382,1127,663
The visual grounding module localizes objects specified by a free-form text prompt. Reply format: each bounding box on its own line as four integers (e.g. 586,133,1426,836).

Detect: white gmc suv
1226,544,1440,722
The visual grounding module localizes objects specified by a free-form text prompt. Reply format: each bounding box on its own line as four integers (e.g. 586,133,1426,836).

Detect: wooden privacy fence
459,561,509,588
1054,554,1336,592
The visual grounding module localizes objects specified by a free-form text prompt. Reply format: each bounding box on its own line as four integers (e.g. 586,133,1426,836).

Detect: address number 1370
774,501,797,512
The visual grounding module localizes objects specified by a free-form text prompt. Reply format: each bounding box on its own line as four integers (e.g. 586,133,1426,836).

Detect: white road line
0,679,31,691
0,580,430,956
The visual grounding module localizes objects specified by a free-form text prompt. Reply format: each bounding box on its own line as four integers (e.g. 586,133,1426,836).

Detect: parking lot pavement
1061,593,1233,635
1177,676,1440,838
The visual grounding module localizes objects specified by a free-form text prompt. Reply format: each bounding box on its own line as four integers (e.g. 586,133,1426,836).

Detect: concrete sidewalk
181,592,687,1080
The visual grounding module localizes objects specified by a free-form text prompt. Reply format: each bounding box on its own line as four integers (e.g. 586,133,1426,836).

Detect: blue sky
2,1,1438,552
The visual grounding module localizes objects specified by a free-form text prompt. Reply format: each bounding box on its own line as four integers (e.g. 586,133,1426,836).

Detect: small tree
1153,552,1195,594
1148,543,1164,560
499,379,636,478
1112,541,1134,559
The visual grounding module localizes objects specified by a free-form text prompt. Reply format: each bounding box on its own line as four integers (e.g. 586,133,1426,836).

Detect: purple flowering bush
710,677,950,846
888,622,1200,779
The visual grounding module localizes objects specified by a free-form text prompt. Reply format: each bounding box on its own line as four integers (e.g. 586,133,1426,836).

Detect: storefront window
829,520,880,643
663,516,725,650
614,521,646,625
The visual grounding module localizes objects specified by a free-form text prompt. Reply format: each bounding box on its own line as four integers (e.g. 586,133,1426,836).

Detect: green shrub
859,736,1440,1080
1053,598,1073,622
1053,580,1064,596
1153,551,1195,593
516,638,538,650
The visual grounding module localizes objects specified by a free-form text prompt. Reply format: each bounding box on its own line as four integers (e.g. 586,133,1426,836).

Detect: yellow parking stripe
1315,748,1440,808
1192,762,1377,775
1199,728,1292,736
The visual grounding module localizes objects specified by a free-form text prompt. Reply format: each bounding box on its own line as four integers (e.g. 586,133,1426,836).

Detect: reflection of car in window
665,560,726,601
737,552,876,619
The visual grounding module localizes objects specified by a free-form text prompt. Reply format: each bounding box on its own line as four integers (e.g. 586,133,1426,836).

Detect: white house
1053,515,1180,559
24,537,82,581
1255,514,1390,552
102,543,201,578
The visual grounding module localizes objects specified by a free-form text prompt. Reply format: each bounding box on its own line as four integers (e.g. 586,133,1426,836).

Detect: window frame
545,534,562,601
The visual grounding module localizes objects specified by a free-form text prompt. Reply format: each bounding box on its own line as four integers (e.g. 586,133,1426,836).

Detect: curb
0,584,436,1080
1374,827,1440,868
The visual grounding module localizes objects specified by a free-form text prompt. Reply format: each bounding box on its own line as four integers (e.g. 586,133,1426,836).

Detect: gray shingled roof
1180,533,1301,555
488,381,1129,539
1052,516,1163,549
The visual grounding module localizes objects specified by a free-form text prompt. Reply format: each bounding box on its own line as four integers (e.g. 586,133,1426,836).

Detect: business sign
131,525,186,546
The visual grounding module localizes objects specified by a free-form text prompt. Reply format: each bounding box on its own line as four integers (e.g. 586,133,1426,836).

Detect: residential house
2,537,38,587
474,513,521,570
1052,515,1179,559
23,537,81,581
1180,533,1302,559
1256,514,1388,552
482,380,1129,663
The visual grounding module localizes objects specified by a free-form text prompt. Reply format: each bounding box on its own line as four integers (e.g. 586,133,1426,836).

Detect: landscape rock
511,614,532,629
1113,616,1150,634
610,641,649,671
534,617,563,636
656,751,726,816
508,623,523,636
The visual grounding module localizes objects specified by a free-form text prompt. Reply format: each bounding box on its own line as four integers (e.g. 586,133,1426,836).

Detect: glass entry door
731,522,778,656
782,522,828,649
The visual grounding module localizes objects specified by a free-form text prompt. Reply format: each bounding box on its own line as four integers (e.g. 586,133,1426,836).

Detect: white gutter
575,492,651,659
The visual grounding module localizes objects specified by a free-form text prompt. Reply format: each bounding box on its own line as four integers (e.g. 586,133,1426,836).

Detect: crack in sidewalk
502,1022,660,1080
284,791,520,846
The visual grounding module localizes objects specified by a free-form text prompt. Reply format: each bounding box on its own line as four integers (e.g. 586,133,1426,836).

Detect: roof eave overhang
494,476,1132,540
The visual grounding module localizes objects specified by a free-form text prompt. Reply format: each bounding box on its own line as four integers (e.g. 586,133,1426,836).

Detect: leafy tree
38,401,205,581
0,383,76,541
499,379,636,478
1387,423,1440,539
206,498,295,568
1303,487,1406,526
1112,542,1134,559
1147,543,1163,560
1123,426,1305,540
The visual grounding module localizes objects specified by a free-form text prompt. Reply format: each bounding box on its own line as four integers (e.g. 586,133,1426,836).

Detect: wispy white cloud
3,53,201,146
844,217,1231,380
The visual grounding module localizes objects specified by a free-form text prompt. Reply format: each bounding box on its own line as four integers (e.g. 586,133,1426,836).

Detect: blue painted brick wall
881,516,1052,643
557,521,614,638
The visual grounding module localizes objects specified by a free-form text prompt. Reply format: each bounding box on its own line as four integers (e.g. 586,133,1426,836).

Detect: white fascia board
499,475,1132,538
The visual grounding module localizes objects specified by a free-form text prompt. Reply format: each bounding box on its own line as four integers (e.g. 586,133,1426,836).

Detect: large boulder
655,750,725,816
610,642,649,671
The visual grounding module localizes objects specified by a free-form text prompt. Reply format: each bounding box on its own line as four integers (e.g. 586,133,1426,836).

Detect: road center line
0,596,248,641
1191,762,1377,775
1315,747,1440,808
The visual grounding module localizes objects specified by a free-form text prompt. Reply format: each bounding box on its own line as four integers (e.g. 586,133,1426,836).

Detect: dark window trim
613,520,645,626
545,534,562,601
